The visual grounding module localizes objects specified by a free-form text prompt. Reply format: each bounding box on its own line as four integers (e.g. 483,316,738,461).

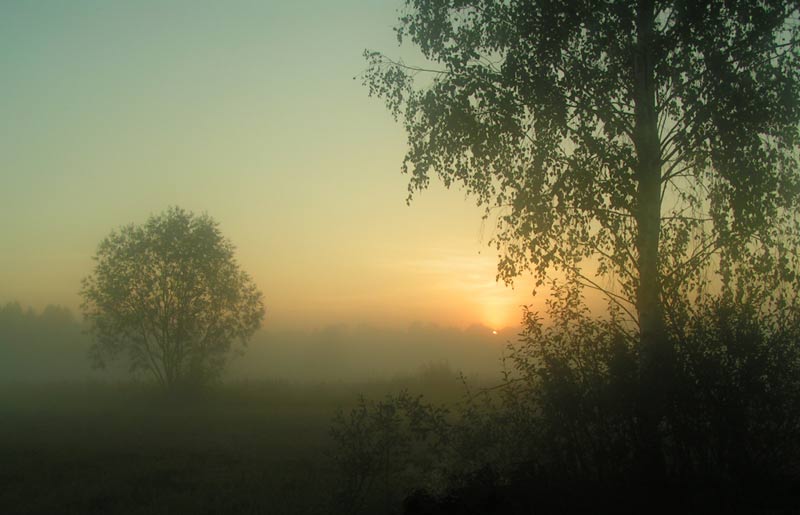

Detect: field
0,373,473,515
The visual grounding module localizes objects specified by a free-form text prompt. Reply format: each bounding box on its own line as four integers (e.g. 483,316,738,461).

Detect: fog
0,302,514,385
0,303,92,382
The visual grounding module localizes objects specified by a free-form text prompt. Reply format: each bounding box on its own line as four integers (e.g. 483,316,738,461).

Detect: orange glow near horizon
238,248,539,331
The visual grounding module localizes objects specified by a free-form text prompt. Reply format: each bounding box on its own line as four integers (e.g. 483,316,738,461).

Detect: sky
0,0,539,331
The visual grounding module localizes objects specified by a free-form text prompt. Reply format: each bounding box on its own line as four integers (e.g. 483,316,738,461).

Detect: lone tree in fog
81,207,264,389
365,0,799,471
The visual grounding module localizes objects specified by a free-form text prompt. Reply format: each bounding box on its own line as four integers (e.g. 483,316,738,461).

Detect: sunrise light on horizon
0,1,539,331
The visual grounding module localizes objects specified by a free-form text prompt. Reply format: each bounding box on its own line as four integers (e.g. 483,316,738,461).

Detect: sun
492,330,498,335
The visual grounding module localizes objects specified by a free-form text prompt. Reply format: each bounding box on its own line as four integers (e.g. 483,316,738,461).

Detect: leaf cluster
364,0,800,322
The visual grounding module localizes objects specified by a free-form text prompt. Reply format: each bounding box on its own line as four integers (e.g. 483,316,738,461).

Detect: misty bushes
328,391,451,514
670,299,800,480
329,297,800,513
515,297,800,485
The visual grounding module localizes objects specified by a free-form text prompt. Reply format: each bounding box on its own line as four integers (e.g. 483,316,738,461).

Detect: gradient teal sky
0,0,538,329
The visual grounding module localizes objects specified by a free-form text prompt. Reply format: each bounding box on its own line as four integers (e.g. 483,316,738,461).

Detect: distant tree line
0,302,93,382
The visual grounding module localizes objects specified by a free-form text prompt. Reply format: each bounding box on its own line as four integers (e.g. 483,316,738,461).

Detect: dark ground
0,380,438,515
3,376,799,515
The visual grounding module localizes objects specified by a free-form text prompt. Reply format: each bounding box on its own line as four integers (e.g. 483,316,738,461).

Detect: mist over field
0,305,512,514
229,324,513,382
0,302,512,384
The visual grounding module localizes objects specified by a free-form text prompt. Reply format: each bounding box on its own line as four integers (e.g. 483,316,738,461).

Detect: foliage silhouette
80,207,264,390
364,0,800,479
329,297,800,513
329,390,450,515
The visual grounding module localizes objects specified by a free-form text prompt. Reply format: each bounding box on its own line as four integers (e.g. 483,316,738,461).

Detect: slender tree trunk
633,0,666,367
632,0,670,479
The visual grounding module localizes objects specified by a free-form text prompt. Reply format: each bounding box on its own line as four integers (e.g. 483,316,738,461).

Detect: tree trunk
632,0,670,479
633,0,667,372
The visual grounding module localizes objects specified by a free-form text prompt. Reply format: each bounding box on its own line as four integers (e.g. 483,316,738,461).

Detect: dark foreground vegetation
323,298,800,514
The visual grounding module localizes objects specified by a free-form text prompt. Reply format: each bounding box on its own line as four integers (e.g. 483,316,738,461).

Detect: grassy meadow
0,368,477,515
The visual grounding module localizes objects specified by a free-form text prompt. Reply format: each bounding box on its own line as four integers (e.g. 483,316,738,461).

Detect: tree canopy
81,207,264,389
364,0,800,346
